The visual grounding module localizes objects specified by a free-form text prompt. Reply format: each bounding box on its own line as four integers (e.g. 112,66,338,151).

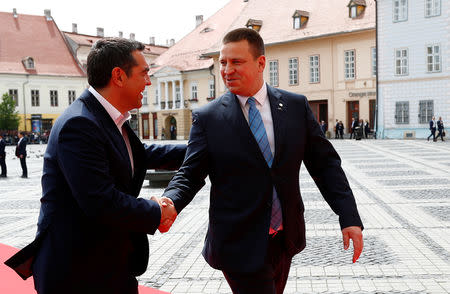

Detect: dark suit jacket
15,137,27,157
6,89,186,293
0,138,5,156
163,85,363,274
430,120,436,130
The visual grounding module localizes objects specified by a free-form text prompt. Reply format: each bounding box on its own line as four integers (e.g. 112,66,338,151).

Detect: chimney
119,31,123,38
195,15,203,28
13,8,18,18
97,27,104,37
44,9,52,21
149,37,155,45
72,23,78,33
129,33,135,41
169,39,175,47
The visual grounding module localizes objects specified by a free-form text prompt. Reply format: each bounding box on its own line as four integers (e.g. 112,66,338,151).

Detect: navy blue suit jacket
0,138,5,156
6,89,186,293
163,85,363,273
15,137,27,157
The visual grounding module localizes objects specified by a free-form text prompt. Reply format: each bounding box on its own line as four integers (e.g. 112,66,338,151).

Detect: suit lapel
267,85,287,168
80,90,132,177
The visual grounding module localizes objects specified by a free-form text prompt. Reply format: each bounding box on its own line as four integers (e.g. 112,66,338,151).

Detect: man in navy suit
161,28,363,294
5,38,186,294
15,132,27,178
428,116,437,141
0,134,6,177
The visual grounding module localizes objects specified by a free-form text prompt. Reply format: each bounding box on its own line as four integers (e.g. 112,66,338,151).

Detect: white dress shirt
88,86,134,175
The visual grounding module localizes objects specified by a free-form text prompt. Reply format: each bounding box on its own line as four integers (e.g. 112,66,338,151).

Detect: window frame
393,0,408,22
395,101,409,124
8,89,19,107
208,79,215,98
309,55,320,83
371,47,377,77
68,90,76,105
426,44,441,73
50,90,58,107
344,50,356,80
425,0,441,17
269,60,279,87
394,48,409,76
419,100,434,124
288,57,299,86
31,89,40,107
191,82,198,100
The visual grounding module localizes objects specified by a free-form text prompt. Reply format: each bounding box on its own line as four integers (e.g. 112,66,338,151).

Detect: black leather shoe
21,175,28,178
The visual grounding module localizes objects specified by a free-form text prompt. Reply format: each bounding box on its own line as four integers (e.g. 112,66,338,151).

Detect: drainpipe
209,65,216,98
374,0,379,139
22,75,29,132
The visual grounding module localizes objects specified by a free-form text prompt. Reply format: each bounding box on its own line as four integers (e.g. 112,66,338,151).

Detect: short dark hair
20,131,26,136
222,28,265,59
87,38,145,89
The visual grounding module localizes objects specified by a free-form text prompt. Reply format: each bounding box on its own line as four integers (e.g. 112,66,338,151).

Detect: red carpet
0,243,169,294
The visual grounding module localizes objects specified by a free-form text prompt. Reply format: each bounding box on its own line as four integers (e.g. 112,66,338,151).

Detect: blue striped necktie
247,97,282,230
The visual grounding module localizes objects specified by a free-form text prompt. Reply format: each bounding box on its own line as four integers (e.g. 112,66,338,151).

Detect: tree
0,93,20,131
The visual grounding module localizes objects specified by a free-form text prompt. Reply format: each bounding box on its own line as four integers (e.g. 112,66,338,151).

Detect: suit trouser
428,129,436,141
0,155,6,176
20,156,27,177
436,129,444,141
222,231,292,294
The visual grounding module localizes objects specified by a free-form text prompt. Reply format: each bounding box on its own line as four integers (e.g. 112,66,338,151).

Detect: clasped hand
151,196,177,233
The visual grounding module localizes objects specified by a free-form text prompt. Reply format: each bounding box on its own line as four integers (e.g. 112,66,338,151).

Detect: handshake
151,196,177,233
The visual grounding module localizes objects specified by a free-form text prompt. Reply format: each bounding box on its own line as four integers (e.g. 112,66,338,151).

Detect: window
395,48,408,75
246,19,262,32
68,90,76,105
344,50,355,79
292,10,309,29
191,83,198,100
288,58,298,85
154,89,159,104
31,90,40,107
426,45,441,73
425,0,440,17
309,55,320,83
8,89,18,107
347,0,366,18
395,101,409,124
142,88,148,105
351,6,357,18
209,79,215,98
419,100,433,124
269,60,279,87
393,0,408,22
371,47,377,77
23,57,35,69
50,90,58,107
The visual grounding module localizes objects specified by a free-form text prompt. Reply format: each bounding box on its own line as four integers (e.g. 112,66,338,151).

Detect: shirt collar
88,86,130,130
236,82,268,108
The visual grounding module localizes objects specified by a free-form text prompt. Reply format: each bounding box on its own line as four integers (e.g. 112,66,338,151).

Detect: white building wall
377,0,450,138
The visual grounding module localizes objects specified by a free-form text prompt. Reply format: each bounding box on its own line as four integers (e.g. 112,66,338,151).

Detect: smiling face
219,40,265,97
121,50,151,111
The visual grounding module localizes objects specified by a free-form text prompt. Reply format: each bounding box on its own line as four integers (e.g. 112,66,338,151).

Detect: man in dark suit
15,132,27,178
161,28,363,294
0,134,6,177
349,117,357,139
5,38,185,294
428,116,437,141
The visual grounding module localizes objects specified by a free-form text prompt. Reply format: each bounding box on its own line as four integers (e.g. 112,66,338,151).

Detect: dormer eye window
347,0,366,18
200,27,213,33
22,57,35,70
246,19,262,32
292,10,309,29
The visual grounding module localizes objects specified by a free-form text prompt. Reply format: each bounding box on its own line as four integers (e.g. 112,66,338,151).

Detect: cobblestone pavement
0,139,449,293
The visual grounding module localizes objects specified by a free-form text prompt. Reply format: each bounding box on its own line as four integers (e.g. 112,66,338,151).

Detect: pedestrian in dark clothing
349,118,357,139
364,120,370,139
0,134,6,177
320,120,327,136
334,119,339,139
428,116,437,141
338,121,344,139
435,117,445,141
15,132,27,178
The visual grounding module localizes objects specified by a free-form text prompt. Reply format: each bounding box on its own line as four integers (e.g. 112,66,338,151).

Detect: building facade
377,0,449,139
0,10,86,134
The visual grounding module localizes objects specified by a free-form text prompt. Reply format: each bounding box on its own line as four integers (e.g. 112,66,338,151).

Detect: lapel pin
278,103,283,110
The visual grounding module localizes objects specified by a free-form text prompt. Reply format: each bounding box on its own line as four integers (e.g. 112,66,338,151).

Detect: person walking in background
428,116,437,141
349,118,357,139
15,132,27,178
334,119,339,139
5,38,186,294
160,28,363,294
320,120,327,136
364,119,370,139
0,134,6,177
338,120,344,139
435,117,445,142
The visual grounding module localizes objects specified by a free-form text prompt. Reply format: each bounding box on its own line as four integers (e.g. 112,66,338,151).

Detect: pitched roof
0,11,85,76
206,0,375,54
150,0,247,74
63,32,169,56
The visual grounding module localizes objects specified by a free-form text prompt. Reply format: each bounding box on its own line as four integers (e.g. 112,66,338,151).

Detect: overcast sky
0,0,230,45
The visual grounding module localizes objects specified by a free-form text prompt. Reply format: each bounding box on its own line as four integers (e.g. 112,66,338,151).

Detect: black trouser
436,129,444,141
428,128,436,141
20,156,27,177
222,231,292,294
0,154,6,176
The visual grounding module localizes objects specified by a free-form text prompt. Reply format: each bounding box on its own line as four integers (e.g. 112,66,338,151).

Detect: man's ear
111,67,125,87
257,55,266,73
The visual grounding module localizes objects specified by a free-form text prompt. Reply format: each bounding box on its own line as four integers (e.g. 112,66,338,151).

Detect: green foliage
0,93,20,130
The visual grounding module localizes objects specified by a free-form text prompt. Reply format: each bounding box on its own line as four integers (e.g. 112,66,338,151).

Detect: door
309,100,328,123
142,113,149,139
369,99,375,130
152,113,158,139
347,101,359,131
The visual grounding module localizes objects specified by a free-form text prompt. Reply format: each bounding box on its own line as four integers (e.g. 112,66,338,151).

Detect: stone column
164,82,169,110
